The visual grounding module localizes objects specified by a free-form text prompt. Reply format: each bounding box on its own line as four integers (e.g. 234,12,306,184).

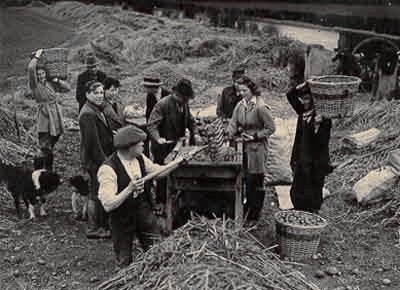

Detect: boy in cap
76,52,107,112
216,65,246,119
147,78,201,205
98,125,186,268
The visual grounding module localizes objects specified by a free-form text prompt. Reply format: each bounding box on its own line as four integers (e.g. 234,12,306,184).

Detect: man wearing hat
143,73,170,157
76,52,107,112
98,125,185,268
147,78,201,205
216,65,246,119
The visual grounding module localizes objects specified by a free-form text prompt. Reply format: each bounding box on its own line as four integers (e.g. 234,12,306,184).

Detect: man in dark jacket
79,81,114,238
76,53,107,112
147,78,201,204
216,65,245,119
286,83,333,213
143,73,170,157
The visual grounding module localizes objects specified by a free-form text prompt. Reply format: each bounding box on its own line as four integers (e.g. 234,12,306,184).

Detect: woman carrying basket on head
286,82,333,214
28,49,71,171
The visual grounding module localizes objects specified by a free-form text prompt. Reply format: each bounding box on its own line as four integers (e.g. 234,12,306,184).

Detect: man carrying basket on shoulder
286,82,333,214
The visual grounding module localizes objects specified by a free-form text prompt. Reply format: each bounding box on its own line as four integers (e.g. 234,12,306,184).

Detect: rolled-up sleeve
98,164,118,212
143,154,163,174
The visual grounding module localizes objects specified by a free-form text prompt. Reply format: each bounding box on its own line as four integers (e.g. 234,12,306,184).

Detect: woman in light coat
228,76,275,222
28,49,71,170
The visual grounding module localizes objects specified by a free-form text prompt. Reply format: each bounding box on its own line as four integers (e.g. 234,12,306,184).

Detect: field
0,2,400,290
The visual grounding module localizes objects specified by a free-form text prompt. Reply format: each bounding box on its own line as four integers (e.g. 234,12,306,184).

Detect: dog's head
37,171,61,195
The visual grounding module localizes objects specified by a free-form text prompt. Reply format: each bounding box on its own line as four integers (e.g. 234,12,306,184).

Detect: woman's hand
52,77,59,84
241,132,255,142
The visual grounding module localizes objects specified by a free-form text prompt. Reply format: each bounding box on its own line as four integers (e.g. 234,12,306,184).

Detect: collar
87,100,104,113
172,93,184,105
239,96,257,108
117,152,140,164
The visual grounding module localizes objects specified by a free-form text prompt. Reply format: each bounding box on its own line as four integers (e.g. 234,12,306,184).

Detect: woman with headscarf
227,76,275,222
28,49,71,170
286,82,333,213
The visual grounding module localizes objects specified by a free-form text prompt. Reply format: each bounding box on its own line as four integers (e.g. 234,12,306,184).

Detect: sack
353,166,399,205
264,118,296,185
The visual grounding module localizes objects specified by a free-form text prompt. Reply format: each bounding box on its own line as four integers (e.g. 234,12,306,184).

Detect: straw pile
96,218,320,290
328,100,400,192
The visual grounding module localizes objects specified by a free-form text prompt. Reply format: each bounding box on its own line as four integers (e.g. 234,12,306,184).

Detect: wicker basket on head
308,75,361,118
275,210,327,261
38,48,69,79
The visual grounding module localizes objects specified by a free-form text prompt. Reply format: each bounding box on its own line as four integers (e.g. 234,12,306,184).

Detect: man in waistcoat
97,126,186,268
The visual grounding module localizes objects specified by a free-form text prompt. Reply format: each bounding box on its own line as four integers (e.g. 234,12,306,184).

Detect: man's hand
157,137,167,144
295,81,309,91
315,114,323,124
129,179,144,198
152,203,164,216
35,49,43,59
52,77,59,83
194,134,203,145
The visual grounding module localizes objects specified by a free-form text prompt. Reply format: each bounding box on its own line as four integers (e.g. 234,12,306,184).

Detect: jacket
147,94,198,163
28,58,67,136
286,87,332,176
227,96,275,174
216,85,242,119
79,102,114,172
145,87,170,121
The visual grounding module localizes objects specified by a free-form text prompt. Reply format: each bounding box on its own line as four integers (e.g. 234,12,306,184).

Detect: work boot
86,200,102,239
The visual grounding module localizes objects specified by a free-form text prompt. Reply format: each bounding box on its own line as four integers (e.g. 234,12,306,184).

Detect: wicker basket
275,210,327,260
38,48,69,79
308,75,361,118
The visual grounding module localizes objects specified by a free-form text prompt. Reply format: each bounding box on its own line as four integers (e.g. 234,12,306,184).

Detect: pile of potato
276,210,326,227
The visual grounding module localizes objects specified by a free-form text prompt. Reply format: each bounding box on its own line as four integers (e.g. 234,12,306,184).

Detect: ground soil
0,4,399,290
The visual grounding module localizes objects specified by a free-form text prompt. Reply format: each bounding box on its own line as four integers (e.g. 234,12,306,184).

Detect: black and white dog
0,162,61,219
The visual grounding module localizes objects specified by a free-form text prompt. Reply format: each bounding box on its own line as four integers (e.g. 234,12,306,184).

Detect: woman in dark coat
286,82,333,213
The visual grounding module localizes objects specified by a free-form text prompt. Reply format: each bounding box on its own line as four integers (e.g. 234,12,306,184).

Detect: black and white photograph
0,0,400,289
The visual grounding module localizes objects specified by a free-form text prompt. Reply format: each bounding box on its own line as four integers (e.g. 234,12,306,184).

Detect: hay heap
96,218,320,290
328,100,400,193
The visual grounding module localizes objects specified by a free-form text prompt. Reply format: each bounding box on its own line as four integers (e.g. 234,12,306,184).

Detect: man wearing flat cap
76,52,107,112
143,72,170,157
147,78,201,205
98,125,185,268
216,65,246,119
